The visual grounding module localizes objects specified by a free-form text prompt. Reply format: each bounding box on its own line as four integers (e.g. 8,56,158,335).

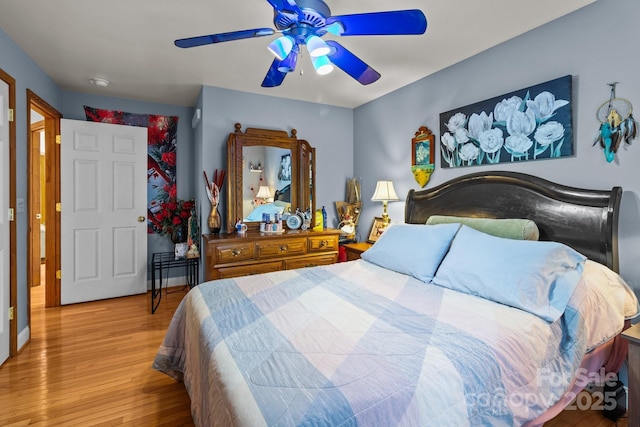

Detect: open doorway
27,90,61,339
28,112,45,311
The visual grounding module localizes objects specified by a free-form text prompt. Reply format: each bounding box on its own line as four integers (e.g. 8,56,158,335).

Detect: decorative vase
171,226,187,244
208,203,221,234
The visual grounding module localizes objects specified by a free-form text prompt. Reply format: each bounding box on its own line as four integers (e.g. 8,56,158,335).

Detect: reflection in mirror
242,146,292,219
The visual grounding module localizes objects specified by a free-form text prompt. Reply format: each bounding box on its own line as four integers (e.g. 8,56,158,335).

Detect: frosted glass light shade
277,48,298,73
311,55,333,75
306,35,330,57
268,36,294,60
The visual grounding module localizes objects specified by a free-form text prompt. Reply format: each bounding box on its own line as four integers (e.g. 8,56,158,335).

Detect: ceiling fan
174,0,427,87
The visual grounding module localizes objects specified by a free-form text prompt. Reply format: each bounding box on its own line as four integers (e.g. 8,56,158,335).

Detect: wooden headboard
405,171,622,272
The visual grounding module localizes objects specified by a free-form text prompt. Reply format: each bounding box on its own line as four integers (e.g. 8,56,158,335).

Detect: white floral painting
439,75,573,168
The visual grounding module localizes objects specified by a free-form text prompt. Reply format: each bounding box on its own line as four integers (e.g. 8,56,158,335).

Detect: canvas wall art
439,75,573,168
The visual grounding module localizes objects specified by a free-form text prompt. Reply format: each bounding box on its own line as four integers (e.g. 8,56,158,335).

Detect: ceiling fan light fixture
324,22,344,36
311,55,333,75
306,35,330,57
277,48,298,73
268,36,294,60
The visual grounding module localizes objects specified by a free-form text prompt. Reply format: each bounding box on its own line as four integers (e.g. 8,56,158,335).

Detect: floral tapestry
84,105,179,234
439,75,573,168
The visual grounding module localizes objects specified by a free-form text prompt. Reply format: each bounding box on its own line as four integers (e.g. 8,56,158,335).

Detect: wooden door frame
27,90,61,313
29,119,44,290
1,69,16,358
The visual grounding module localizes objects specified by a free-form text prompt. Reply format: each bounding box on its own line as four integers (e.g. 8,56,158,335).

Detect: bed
153,171,638,426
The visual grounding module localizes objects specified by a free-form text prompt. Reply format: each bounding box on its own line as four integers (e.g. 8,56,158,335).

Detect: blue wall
353,0,640,297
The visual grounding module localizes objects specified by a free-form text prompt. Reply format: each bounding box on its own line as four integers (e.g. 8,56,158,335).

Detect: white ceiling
0,0,596,109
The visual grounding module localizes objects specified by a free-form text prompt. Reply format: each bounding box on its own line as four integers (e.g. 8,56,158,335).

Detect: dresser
202,229,342,281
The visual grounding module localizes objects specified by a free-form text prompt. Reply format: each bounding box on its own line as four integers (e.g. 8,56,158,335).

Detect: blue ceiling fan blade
326,10,427,36
325,40,380,85
175,28,275,48
266,0,303,16
261,58,288,87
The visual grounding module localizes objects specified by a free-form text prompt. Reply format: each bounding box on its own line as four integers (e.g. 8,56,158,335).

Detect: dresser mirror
226,123,316,232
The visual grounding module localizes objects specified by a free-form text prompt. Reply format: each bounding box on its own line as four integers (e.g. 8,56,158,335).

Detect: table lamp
371,180,399,227
255,185,272,204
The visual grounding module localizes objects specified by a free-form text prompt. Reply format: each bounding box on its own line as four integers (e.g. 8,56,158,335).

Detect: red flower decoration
154,197,195,239
161,151,176,167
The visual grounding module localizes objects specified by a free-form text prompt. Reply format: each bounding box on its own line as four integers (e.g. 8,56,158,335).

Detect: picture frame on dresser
367,217,385,243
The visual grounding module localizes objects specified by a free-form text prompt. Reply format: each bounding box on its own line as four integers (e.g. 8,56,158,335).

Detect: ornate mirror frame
226,123,316,233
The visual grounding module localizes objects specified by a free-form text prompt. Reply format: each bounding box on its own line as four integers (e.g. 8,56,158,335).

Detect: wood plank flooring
0,277,629,426
0,281,194,426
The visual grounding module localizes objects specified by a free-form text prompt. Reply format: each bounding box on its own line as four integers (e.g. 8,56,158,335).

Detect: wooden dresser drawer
215,242,255,264
285,254,337,270
308,234,339,252
203,229,342,280
217,261,283,279
256,238,307,259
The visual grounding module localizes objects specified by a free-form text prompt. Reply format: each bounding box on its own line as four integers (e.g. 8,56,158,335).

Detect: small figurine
235,219,248,234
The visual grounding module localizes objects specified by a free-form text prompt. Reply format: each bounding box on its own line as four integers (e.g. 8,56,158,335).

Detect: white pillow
432,225,586,322
361,223,461,283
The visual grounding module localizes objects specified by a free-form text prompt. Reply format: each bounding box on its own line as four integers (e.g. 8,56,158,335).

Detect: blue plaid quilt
153,259,636,426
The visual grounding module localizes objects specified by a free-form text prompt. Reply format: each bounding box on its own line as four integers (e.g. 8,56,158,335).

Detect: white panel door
61,119,147,304
0,79,10,364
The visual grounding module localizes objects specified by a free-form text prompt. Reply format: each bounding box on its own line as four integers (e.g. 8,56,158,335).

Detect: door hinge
56,135,61,145
8,109,14,122
8,306,14,321
8,208,14,221
55,202,61,212
56,270,62,280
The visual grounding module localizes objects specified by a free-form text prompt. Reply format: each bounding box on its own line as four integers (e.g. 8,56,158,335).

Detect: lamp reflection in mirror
371,180,399,227
255,185,273,204
268,36,294,60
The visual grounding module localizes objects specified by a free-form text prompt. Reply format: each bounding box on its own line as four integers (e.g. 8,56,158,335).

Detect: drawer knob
319,240,327,247
279,245,288,252
231,249,241,256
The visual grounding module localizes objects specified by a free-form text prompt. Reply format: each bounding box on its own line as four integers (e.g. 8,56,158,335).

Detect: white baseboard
17,325,30,352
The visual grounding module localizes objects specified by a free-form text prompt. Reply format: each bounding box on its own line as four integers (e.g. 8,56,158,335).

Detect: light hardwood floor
0,277,628,426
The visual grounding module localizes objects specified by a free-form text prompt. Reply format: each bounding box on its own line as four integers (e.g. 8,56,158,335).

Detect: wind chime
593,82,637,162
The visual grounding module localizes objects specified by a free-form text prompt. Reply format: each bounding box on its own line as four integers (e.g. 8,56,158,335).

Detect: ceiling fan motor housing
273,0,331,43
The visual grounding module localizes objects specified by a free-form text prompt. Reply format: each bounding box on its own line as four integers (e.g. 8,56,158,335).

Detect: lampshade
324,22,344,36
371,181,399,202
306,35,330,57
311,55,333,75
268,36,294,60
277,48,298,73
371,180,399,227
255,185,272,199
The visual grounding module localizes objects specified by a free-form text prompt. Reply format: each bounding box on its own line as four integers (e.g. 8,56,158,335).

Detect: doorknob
138,216,146,222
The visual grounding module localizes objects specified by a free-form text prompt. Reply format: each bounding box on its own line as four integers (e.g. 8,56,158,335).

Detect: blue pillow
361,223,461,283
432,225,586,322
244,203,285,221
